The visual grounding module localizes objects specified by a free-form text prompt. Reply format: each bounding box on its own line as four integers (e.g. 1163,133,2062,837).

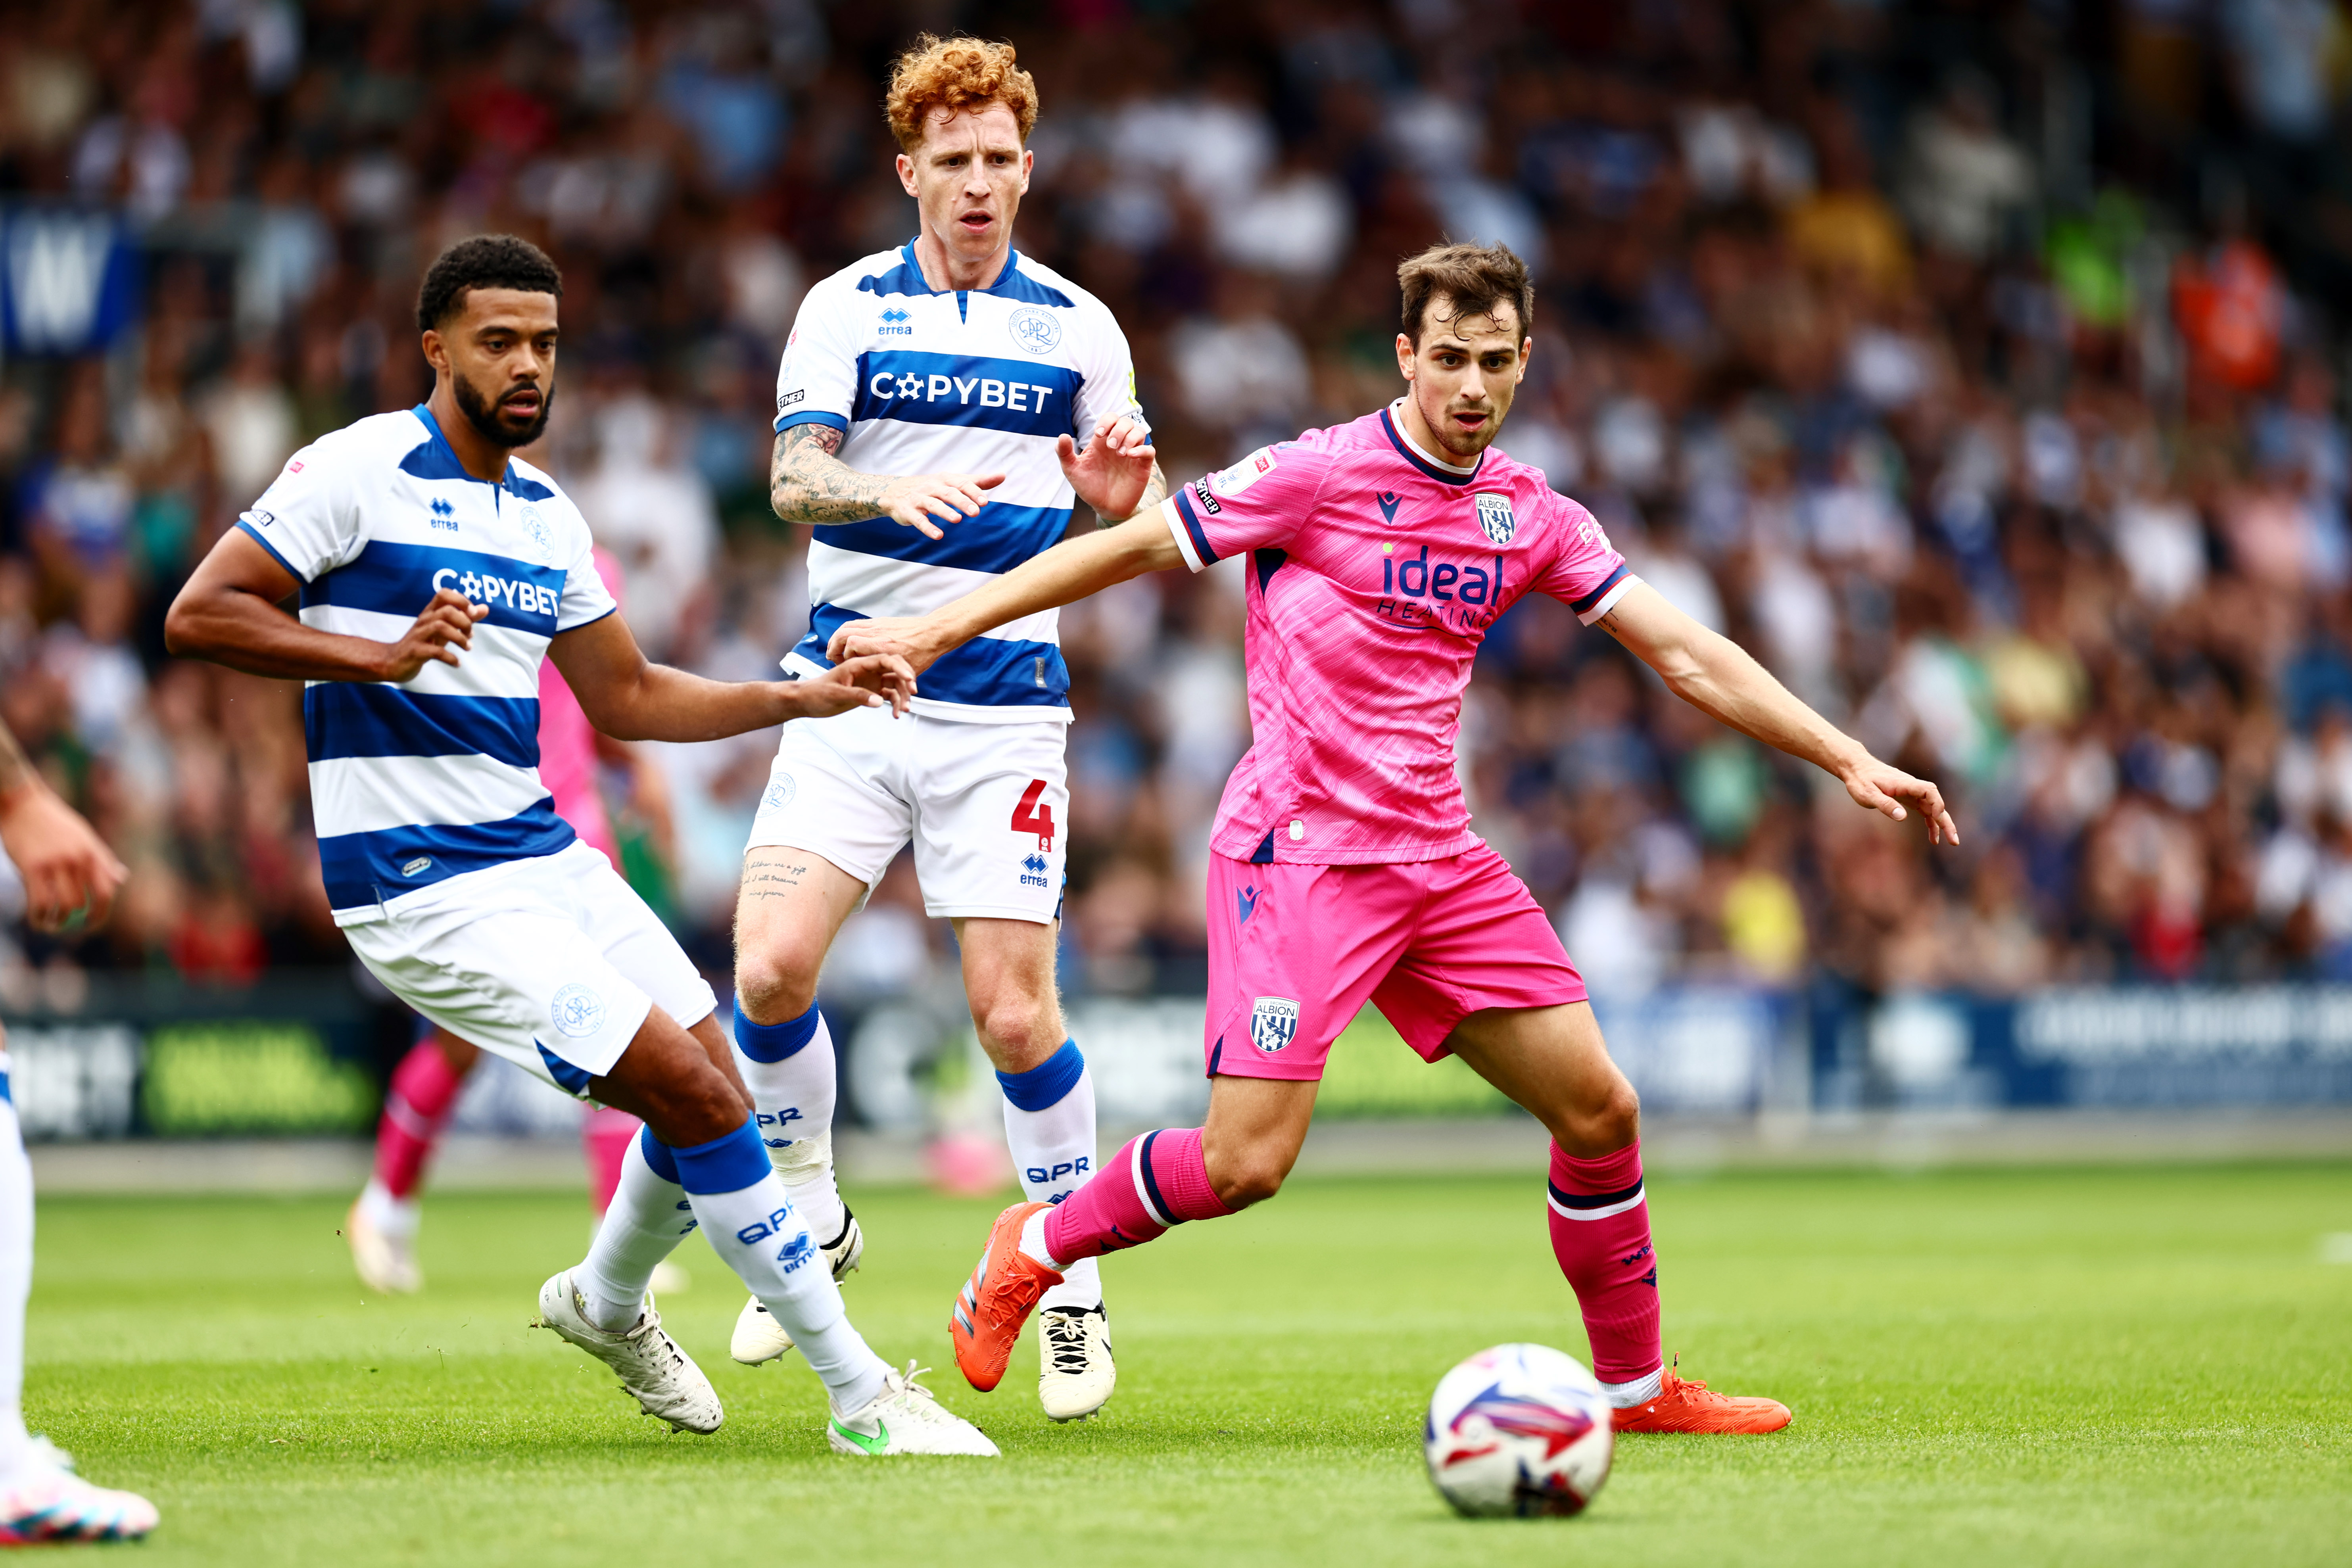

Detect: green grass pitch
26,1161,2352,1566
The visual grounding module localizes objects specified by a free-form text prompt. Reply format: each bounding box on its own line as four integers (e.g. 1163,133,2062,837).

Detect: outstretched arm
827,502,1185,672
1595,580,1959,844
0,719,127,931
548,613,915,741
768,423,1005,541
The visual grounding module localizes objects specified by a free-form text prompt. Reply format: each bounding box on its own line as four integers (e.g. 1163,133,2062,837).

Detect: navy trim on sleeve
234,516,309,582
1567,562,1631,616
774,408,851,435
1173,487,1219,566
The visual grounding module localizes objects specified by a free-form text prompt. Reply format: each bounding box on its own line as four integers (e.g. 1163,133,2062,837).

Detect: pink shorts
1203,843,1588,1082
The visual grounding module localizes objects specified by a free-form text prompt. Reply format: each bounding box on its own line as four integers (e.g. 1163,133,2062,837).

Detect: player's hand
0,779,127,933
879,470,1005,541
1841,756,1960,846
380,589,490,682
1059,415,1157,522
791,653,919,718
824,614,950,675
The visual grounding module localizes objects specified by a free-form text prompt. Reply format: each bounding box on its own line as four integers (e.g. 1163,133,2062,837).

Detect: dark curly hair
415,235,563,334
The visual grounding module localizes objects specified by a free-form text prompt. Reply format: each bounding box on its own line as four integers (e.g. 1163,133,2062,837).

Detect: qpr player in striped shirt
165,235,996,1457
723,36,1161,1423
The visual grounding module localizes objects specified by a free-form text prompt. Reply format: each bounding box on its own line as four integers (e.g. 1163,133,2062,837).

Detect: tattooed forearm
770,424,897,525
1098,462,1170,528
0,719,35,797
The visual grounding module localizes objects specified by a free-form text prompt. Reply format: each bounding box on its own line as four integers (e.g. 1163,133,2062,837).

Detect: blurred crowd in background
13,0,2352,1020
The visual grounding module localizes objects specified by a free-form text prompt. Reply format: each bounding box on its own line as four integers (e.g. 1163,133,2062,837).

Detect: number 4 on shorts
1012,779,1056,853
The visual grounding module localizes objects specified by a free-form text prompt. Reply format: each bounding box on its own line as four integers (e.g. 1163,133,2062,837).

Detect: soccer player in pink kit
832,242,1959,1434
346,544,672,1294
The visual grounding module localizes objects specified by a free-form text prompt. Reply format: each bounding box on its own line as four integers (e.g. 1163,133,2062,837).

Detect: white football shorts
343,839,718,1097
745,705,1069,922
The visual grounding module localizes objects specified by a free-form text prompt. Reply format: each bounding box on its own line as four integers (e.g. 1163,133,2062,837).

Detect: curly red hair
884,35,1039,153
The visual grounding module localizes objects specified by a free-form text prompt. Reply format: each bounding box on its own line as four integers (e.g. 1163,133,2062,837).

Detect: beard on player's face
452,364,553,451
1417,373,1513,460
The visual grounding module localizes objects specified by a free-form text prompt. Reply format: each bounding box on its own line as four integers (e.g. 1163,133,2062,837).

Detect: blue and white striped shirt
235,405,617,923
772,241,1145,722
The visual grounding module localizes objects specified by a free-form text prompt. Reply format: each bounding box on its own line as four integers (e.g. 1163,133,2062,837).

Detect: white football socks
670,1119,888,1416
356,1177,420,1240
1600,1367,1665,1408
0,1097,30,1482
687,1171,887,1414
577,1134,696,1332
1018,1205,1066,1271
996,1042,1100,1312
732,1004,847,1243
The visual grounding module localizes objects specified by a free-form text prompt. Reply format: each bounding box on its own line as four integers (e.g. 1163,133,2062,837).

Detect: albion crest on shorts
1475,491,1517,545
1250,996,1301,1053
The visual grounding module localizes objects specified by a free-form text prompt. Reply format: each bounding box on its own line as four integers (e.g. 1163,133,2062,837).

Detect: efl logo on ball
1250,996,1300,1053
550,984,608,1040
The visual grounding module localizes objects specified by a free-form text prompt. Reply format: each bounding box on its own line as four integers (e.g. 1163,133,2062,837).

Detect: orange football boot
950,1200,1063,1392
1613,1358,1792,1434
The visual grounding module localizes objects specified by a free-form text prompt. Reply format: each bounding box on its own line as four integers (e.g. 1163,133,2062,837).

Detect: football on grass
1424,1343,1614,1518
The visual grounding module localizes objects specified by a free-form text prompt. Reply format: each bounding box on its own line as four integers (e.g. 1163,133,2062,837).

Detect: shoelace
977,1257,1038,1333
1043,1313,1092,1375
615,1305,689,1372
888,1360,937,1403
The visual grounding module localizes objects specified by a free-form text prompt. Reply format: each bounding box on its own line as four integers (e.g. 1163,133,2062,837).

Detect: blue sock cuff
996,1038,1085,1112
666,1117,775,1195
637,1124,680,1185
733,1000,822,1063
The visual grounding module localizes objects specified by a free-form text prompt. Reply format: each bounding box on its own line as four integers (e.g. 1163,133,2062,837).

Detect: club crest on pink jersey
1475,492,1516,545
1250,996,1300,1052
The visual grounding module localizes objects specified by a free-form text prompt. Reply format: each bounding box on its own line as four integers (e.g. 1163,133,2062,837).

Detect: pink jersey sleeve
1163,436,1339,572
1530,495,1635,624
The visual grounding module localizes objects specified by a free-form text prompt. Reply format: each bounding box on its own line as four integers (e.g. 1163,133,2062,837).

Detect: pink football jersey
536,545,625,865
1162,403,1632,866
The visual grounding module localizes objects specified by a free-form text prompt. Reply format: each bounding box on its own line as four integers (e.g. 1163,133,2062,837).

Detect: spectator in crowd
12,0,2352,1037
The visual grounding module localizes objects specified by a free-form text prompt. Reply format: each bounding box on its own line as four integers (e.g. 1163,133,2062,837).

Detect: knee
1204,1144,1292,1211
1559,1080,1641,1157
733,943,818,1025
972,991,1060,1069
640,1060,753,1148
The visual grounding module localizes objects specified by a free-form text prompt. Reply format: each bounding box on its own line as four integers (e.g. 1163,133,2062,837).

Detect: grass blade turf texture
29,1164,2352,1566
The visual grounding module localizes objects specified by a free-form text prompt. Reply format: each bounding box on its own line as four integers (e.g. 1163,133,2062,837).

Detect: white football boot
1038,1304,1116,1421
534,1270,722,1434
730,1208,863,1365
346,1196,421,1294
826,1362,999,1457
0,1439,158,1544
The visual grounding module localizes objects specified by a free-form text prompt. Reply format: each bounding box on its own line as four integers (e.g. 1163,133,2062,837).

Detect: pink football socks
372,1040,468,1200
1039,1127,1232,1265
1545,1139,1663,1385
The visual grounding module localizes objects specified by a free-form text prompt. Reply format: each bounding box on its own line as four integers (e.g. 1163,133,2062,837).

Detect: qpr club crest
550,983,609,1040
518,502,553,560
1250,996,1301,1054
1474,491,1517,546
1009,306,1062,355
